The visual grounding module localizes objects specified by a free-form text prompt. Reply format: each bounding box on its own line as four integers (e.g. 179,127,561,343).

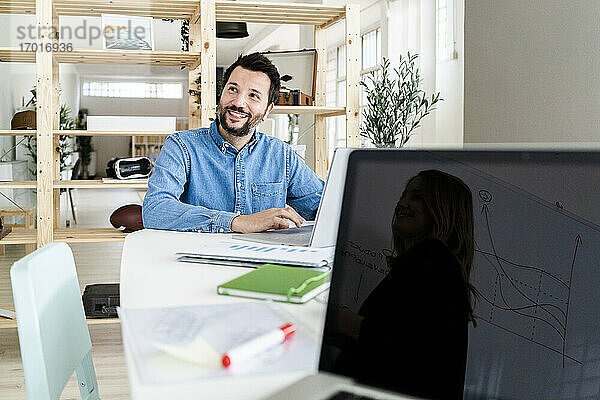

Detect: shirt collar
210,119,261,154
209,120,228,153
247,130,260,154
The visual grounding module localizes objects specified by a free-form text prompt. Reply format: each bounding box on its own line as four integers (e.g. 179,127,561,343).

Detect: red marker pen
222,323,296,368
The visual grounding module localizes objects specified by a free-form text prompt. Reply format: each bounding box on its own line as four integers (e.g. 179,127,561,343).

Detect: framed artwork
101,14,154,51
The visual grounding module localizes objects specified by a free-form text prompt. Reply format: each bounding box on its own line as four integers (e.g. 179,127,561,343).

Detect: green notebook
217,264,331,304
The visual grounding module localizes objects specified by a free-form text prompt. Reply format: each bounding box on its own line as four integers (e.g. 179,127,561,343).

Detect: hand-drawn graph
473,189,583,367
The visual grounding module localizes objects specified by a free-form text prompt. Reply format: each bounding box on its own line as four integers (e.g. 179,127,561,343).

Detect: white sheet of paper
118,302,319,384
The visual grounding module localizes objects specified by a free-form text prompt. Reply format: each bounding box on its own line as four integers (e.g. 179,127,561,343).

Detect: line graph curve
473,192,581,366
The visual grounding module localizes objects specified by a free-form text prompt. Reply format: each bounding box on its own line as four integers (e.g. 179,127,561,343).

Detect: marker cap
280,323,296,341
222,355,231,367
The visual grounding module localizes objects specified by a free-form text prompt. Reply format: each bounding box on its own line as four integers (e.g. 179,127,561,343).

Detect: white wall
464,0,600,144
435,0,464,146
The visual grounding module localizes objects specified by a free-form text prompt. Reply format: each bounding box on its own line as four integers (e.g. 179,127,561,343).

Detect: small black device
106,157,152,180
82,283,120,318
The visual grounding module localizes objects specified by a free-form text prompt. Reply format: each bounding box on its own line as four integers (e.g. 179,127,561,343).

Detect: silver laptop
232,148,353,247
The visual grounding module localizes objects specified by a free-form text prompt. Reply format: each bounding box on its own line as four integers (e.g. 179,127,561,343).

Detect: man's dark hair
222,52,280,107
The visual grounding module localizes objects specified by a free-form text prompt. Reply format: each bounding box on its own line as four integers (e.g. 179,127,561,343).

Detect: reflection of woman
333,170,477,399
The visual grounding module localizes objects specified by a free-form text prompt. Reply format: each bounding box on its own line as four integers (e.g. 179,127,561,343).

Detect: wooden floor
0,188,142,399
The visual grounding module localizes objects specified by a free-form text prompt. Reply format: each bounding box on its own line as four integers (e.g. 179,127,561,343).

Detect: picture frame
260,49,317,106
101,14,154,51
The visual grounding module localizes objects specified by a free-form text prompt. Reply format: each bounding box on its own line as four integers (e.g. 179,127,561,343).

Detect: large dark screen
320,150,600,400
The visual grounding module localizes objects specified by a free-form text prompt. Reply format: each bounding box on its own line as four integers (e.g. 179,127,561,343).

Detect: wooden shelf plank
0,0,35,14
216,1,344,25
218,15,330,25
0,319,16,329
0,130,36,136
0,317,120,330
0,228,37,244
55,7,196,19
55,0,198,18
54,228,129,243
54,49,201,68
0,47,36,63
1,47,200,67
0,181,37,189
85,317,121,325
0,0,198,19
271,105,346,116
54,180,148,189
54,130,174,136
2,0,346,28
0,228,131,244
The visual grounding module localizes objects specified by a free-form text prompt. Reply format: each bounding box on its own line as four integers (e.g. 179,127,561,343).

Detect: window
336,45,346,79
327,28,383,160
82,81,183,99
361,28,381,70
437,0,456,61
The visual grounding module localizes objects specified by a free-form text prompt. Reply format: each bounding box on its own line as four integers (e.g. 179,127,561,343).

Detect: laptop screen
320,150,600,400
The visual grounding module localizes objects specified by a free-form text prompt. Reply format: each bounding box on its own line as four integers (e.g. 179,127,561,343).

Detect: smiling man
142,53,324,233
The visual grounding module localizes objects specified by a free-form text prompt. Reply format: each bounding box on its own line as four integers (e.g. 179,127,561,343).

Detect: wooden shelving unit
0,0,360,248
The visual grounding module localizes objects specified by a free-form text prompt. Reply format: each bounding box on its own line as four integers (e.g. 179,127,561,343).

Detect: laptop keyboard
325,391,381,400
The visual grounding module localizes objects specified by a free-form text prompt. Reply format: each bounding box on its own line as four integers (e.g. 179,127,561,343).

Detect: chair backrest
71,158,82,180
11,242,99,400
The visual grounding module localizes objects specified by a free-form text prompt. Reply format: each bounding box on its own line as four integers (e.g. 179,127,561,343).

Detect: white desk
120,229,326,400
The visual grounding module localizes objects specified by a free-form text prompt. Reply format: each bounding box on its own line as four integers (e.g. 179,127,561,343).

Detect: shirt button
237,182,241,187
236,211,241,215
219,228,224,233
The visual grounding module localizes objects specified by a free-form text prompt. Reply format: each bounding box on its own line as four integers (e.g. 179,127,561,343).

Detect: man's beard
216,104,265,137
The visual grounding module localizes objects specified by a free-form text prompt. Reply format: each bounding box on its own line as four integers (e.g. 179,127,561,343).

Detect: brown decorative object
109,204,144,233
277,90,313,106
11,110,36,130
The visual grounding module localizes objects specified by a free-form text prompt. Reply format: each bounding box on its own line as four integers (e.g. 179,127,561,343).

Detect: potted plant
74,109,94,179
22,86,75,177
361,53,442,148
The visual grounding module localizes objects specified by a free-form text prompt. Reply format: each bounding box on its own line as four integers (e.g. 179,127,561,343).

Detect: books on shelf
217,264,331,304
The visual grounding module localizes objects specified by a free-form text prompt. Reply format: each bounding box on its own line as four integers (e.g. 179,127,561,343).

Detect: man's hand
230,206,304,233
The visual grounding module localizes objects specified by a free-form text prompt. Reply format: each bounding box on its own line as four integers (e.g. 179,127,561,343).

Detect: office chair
10,242,101,400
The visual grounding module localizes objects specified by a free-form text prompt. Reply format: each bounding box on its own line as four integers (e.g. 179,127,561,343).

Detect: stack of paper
176,242,335,269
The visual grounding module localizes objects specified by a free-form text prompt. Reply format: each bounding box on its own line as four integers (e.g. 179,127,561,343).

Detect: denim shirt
142,120,324,233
